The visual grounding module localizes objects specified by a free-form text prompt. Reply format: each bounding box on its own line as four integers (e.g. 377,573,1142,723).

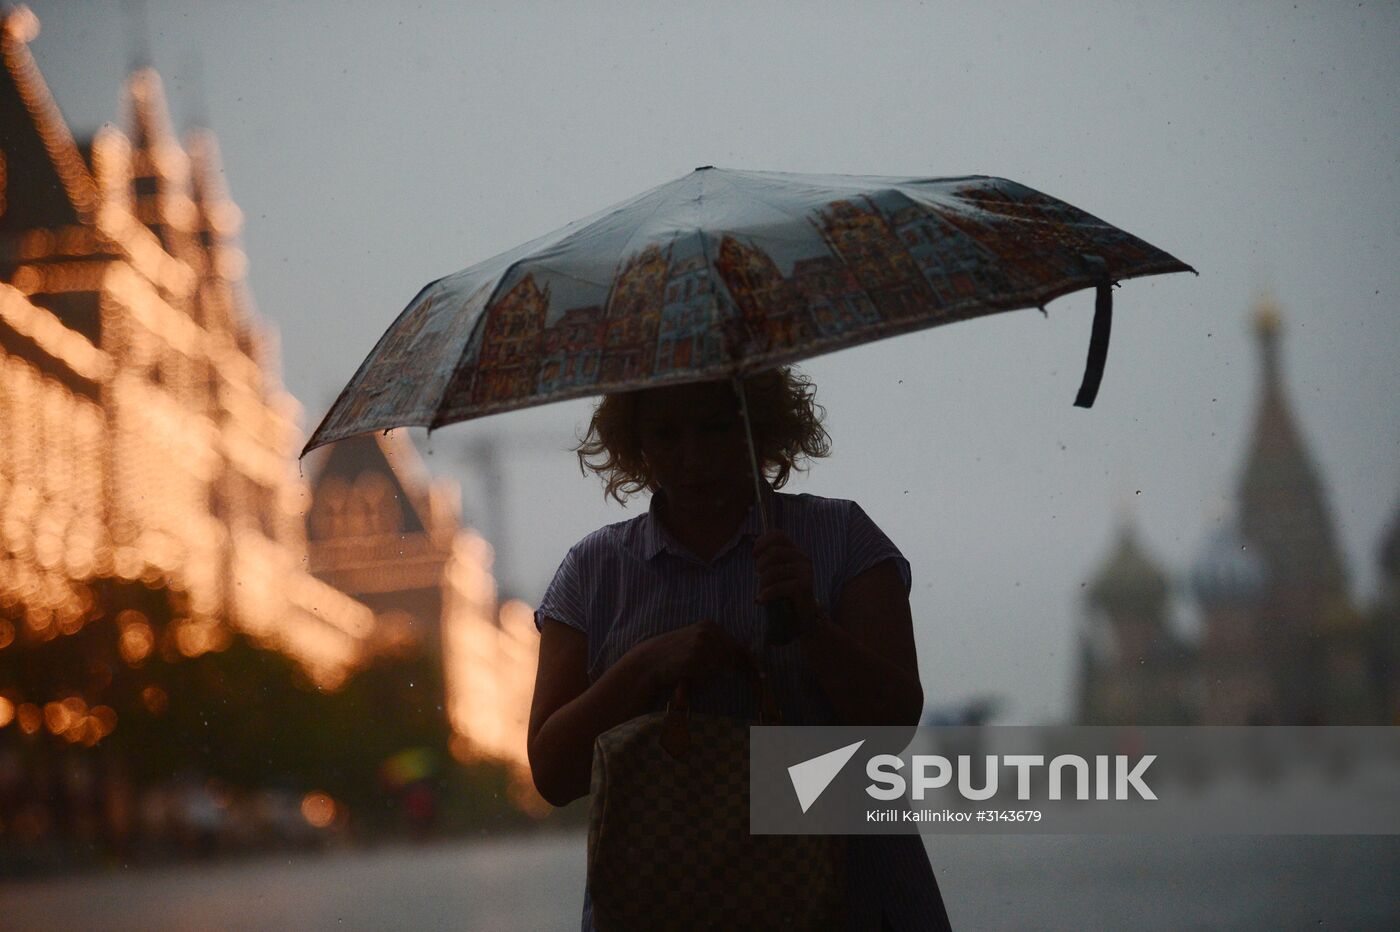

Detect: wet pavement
2,832,1398,930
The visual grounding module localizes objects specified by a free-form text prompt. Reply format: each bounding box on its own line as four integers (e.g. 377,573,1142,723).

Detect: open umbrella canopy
303,167,1193,456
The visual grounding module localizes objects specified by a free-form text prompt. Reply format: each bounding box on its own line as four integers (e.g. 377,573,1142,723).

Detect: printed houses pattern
310,170,1188,450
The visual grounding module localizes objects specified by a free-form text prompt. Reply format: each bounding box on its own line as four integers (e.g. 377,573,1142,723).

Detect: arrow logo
787,740,865,813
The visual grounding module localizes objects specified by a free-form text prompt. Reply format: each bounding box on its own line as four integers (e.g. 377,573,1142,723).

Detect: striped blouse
534,485,951,931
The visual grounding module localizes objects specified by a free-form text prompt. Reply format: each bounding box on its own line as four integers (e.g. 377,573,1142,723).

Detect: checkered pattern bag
587,667,847,931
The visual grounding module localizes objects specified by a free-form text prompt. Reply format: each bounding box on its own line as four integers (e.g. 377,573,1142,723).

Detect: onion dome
1086,521,1170,616
1190,519,1268,608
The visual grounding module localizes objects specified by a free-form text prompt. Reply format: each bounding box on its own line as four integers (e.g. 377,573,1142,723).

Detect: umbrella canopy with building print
303,167,1193,457
301,167,1194,642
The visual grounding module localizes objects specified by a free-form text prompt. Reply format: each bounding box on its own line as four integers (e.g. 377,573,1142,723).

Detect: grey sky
26,0,1400,722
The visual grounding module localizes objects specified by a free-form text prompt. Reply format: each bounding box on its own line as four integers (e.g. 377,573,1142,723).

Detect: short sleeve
839,501,913,599
533,544,589,635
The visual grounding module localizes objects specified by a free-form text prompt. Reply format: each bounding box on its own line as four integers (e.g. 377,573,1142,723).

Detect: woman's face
634,380,754,510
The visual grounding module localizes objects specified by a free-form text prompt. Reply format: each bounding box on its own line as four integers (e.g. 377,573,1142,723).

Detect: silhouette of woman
528,367,952,931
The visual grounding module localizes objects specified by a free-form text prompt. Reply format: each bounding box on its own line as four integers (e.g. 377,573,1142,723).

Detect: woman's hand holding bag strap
659,656,781,760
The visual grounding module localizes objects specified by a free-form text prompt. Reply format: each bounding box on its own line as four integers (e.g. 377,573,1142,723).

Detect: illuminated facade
0,9,543,850
0,8,371,697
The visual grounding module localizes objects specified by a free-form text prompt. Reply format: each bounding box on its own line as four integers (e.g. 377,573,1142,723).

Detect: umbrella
302,167,1193,641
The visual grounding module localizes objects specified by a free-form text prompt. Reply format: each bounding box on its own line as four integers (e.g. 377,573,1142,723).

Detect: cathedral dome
1190,520,1268,607
1086,522,1171,614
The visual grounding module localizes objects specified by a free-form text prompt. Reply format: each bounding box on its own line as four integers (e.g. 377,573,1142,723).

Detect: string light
300,791,336,828
140,685,167,715
1,8,98,221
16,703,42,735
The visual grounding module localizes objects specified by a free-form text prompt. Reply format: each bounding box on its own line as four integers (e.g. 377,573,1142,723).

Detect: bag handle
660,654,780,760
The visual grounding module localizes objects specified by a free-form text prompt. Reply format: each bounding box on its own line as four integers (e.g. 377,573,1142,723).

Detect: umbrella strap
1073,268,1114,409
732,376,770,533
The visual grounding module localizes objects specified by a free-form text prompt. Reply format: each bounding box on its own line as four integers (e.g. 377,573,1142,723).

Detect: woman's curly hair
576,366,831,504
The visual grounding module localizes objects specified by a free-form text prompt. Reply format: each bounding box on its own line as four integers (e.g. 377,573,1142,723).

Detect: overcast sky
26,0,1400,723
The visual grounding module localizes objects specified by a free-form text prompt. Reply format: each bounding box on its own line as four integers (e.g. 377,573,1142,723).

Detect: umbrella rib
522,261,613,297
611,184,673,278
733,174,883,328
727,171,824,243
519,175,681,260
428,262,525,431
699,169,794,374
706,171,821,367
304,276,446,453
693,171,725,371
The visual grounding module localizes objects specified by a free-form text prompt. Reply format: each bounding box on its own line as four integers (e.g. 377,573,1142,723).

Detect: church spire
1253,288,1282,385
1237,293,1349,611
121,0,152,73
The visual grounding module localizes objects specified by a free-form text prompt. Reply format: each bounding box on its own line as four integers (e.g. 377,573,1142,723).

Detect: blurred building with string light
303,431,541,809
0,6,540,862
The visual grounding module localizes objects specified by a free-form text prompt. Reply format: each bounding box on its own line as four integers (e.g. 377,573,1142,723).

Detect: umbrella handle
733,376,803,647
764,598,802,647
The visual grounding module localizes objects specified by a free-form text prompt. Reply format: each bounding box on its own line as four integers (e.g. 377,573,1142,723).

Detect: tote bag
587,665,847,931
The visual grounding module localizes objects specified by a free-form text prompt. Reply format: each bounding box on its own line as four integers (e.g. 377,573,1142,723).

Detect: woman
528,367,952,931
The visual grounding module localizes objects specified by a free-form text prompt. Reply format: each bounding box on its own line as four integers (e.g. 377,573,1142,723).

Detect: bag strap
660,654,780,760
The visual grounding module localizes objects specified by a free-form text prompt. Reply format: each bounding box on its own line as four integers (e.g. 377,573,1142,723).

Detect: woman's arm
798,558,925,727
527,616,752,807
755,532,924,727
527,620,657,807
